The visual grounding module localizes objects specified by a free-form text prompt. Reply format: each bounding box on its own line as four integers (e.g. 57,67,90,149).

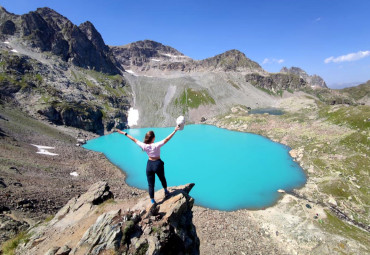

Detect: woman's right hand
175,125,180,131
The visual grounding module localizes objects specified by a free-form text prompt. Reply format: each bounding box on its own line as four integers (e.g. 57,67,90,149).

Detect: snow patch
127,108,139,127
31,144,58,156
125,70,138,76
70,171,79,177
11,49,18,53
162,53,189,59
151,59,161,62
4,41,10,44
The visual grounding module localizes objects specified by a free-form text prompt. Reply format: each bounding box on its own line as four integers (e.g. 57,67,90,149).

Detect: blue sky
1,0,370,88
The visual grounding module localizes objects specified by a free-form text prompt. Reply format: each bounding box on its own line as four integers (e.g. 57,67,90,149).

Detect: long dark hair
144,131,155,144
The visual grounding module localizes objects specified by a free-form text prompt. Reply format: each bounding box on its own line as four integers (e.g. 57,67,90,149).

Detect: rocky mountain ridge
1,5,362,133
0,6,120,74
112,40,264,74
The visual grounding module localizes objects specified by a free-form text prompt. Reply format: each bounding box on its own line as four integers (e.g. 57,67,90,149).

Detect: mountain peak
199,49,263,72
79,21,109,53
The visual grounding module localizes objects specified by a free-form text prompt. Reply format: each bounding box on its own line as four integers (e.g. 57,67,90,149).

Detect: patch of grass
136,242,149,255
175,88,216,109
321,210,370,247
97,198,116,209
319,105,370,130
151,226,161,234
257,86,274,95
321,180,351,199
338,81,370,101
1,231,31,255
44,215,54,223
40,95,51,104
227,80,240,90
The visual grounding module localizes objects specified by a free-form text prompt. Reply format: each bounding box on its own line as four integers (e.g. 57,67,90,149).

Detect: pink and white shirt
136,140,165,158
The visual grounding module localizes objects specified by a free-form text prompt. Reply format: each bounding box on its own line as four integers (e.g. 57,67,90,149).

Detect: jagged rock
45,246,60,255
72,183,199,255
280,66,327,88
0,19,16,35
45,247,60,255
18,182,199,255
0,6,120,74
53,181,113,222
245,72,307,93
55,245,71,255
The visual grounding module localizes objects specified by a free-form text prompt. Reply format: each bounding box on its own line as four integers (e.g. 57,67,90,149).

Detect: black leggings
146,159,167,199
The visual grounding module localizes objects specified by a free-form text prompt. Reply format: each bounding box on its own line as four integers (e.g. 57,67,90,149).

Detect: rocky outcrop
16,182,199,255
245,72,307,93
280,67,327,88
0,214,30,244
0,19,16,35
0,43,129,134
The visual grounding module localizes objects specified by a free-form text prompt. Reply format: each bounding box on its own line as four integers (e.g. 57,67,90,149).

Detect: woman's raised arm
116,129,138,143
162,126,180,145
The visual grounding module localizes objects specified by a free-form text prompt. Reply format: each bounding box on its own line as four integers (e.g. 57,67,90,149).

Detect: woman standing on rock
117,126,180,204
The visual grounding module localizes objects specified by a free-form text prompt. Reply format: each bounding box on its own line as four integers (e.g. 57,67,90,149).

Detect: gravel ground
0,104,144,226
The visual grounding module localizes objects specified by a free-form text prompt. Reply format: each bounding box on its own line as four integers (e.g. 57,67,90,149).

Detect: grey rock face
0,44,129,134
245,72,307,92
0,19,16,35
72,183,199,255
113,40,264,75
111,40,187,67
0,6,120,74
197,49,263,72
280,66,327,88
19,182,199,255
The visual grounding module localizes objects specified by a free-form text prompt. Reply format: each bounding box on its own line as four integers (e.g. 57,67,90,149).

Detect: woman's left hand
117,129,126,135
175,125,180,131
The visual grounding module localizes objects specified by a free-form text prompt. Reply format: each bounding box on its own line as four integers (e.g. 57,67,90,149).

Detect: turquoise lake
83,124,306,211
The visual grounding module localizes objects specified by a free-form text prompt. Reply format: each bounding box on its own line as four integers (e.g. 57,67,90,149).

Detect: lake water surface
83,125,306,211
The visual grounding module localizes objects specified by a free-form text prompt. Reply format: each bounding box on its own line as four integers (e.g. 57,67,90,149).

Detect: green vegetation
135,242,149,255
1,232,31,255
175,88,215,109
318,105,370,130
321,210,370,247
44,215,54,223
214,95,370,243
227,80,240,90
339,81,370,101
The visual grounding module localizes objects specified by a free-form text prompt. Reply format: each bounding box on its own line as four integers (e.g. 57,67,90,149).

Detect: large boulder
16,182,199,255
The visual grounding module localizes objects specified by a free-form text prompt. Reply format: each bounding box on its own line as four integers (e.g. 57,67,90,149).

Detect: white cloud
324,50,370,64
262,58,285,65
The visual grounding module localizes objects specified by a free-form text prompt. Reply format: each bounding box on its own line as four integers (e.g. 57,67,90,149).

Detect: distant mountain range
0,5,367,133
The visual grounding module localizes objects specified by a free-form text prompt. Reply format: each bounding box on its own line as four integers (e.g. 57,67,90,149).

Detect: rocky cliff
280,66,327,88
0,6,120,74
15,182,199,255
